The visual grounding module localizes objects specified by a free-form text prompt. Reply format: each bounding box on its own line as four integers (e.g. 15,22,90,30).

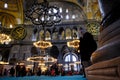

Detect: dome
49,1,87,24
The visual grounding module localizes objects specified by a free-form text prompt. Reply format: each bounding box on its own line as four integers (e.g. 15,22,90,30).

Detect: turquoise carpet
0,75,87,80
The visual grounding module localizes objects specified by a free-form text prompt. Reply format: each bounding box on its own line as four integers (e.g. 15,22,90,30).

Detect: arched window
39,30,44,40
45,31,51,40
64,54,77,62
72,29,79,39
63,53,81,71
66,28,72,39
52,28,58,40
52,32,58,40
32,33,37,41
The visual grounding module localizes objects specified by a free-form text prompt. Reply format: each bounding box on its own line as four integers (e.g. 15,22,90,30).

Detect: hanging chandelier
0,22,11,44
0,61,9,65
67,39,80,49
25,0,61,50
25,0,61,27
33,40,52,49
26,55,57,63
0,33,11,44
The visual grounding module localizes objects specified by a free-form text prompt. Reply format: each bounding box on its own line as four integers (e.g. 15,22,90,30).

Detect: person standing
3,68,8,76
37,67,41,76
10,67,15,77
79,27,97,77
15,64,20,77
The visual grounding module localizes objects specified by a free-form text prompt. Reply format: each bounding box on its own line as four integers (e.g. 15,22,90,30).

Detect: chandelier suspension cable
26,0,61,55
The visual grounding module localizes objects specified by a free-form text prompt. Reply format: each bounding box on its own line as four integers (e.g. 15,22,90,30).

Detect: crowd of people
0,62,75,77
0,65,28,77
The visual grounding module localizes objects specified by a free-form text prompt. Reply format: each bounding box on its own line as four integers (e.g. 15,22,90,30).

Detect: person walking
79,27,97,77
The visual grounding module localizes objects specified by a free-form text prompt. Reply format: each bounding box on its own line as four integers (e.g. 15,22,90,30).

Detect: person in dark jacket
15,64,20,77
37,67,41,76
79,27,97,77
10,67,15,77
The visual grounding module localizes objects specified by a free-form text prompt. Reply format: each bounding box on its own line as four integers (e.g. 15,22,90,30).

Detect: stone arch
63,52,79,61
65,28,72,39
52,27,58,40
45,29,51,40
61,45,69,58
0,12,17,28
2,49,10,62
59,27,65,40
32,27,38,41
50,45,59,58
39,30,44,40
72,27,79,39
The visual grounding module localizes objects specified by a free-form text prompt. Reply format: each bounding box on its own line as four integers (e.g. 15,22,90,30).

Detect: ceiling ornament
0,12,17,28
25,0,61,27
87,22,100,36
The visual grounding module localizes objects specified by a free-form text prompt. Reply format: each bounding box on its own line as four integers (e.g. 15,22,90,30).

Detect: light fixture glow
10,24,13,28
0,34,11,44
33,40,52,49
0,61,9,64
66,9,69,13
59,7,62,13
26,56,56,63
72,15,76,19
67,40,80,49
4,3,8,8
66,15,69,20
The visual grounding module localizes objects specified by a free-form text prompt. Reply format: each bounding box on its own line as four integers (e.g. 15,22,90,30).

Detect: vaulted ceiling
0,0,102,28
0,0,23,28
0,0,102,61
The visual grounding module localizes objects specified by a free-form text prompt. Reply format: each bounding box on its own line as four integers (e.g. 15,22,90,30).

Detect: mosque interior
0,0,120,80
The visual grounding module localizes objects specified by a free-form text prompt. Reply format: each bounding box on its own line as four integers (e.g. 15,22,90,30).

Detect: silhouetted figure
50,62,59,76
3,68,8,76
51,69,55,76
27,68,33,76
0,68,2,76
45,68,50,76
10,67,15,77
61,68,65,76
15,65,20,77
37,67,41,76
54,63,59,76
79,27,97,77
20,65,26,77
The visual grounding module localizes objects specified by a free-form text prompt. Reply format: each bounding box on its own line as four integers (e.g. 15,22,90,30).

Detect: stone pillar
85,0,120,80
98,0,115,17
98,0,120,28
91,0,120,63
